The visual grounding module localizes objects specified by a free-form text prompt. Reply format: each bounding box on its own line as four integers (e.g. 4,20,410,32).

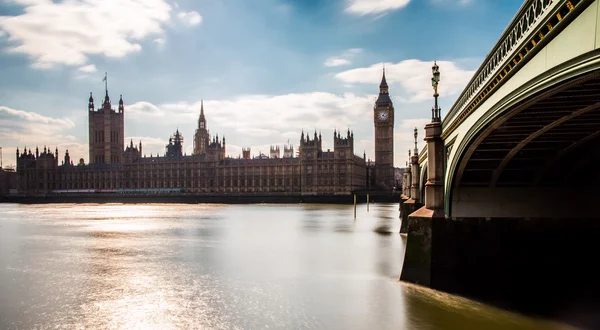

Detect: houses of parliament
15,71,396,195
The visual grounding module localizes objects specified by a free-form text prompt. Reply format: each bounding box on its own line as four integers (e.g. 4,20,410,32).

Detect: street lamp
431,61,441,122
413,127,418,155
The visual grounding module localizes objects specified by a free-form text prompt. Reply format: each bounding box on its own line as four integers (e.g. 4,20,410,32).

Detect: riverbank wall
0,191,400,205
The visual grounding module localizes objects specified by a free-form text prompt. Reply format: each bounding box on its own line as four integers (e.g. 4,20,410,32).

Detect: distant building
15,71,397,195
394,167,406,189
0,167,17,196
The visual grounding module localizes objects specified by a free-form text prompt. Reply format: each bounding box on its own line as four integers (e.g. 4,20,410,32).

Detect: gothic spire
198,99,206,127
379,65,388,90
376,65,392,106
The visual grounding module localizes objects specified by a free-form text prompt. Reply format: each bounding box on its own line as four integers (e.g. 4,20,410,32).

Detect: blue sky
0,0,523,167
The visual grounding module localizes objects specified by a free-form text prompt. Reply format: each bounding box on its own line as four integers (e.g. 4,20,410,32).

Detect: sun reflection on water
0,203,579,330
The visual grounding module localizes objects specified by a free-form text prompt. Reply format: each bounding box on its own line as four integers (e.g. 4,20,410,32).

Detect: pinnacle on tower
380,65,388,90
88,92,95,111
119,94,124,112
103,72,110,105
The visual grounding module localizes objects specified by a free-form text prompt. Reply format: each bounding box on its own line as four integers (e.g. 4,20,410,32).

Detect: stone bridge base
399,198,422,234
400,213,600,329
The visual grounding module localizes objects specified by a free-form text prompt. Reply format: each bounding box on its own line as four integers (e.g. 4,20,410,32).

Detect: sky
0,0,524,168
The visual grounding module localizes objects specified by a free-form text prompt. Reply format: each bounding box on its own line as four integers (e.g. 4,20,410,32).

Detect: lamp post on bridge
410,127,421,204
432,61,441,122
423,61,445,211
399,61,447,285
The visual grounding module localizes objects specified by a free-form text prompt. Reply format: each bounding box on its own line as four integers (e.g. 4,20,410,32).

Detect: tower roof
379,67,388,89
198,99,206,124
376,67,392,105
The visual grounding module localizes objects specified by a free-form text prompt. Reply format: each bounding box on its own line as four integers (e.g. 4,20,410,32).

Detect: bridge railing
442,0,590,138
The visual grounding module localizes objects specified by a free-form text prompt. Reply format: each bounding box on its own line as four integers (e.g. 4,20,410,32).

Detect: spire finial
201,99,204,115
379,64,388,90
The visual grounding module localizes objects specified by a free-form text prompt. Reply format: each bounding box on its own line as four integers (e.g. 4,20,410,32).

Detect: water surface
0,203,576,329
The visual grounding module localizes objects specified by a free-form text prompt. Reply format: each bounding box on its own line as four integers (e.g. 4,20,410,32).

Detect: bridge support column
404,157,412,198
399,164,410,226
399,194,410,232
401,133,423,234
400,120,445,286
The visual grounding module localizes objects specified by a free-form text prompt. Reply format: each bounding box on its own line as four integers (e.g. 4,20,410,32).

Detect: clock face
378,110,388,121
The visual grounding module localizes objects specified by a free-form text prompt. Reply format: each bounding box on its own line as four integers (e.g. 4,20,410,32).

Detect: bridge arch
446,52,600,217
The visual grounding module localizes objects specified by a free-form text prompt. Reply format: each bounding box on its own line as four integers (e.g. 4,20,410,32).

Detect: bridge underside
452,71,600,218
424,71,600,328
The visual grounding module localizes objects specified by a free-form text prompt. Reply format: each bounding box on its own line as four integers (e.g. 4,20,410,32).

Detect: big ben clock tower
374,68,394,189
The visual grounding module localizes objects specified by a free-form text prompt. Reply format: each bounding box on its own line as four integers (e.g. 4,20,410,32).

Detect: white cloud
345,0,411,15
0,0,172,68
0,105,84,166
324,48,363,67
125,136,166,157
235,127,280,137
127,101,164,117
158,92,374,132
397,118,430,156
335,59,475,103
0,106,74,127
153,38,165,45
78,64,97,73
177,11,202,26
324,58,351,67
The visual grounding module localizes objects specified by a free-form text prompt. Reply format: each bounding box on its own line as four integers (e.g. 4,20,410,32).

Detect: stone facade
16,90,370,195
88,90,124,165
0,168,17,195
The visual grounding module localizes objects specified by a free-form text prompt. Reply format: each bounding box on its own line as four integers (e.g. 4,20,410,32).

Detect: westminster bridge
398,0,600,326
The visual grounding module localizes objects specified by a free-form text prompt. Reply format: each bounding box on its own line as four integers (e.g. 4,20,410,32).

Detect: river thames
0,203,577,329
